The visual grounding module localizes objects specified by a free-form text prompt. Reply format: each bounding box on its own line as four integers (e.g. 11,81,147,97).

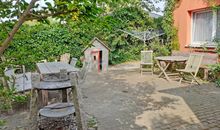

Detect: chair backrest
70,58,78,67
78,62,89,82
185,54,203,74
141,50,153,64
60,53,70,63
59,69,68,81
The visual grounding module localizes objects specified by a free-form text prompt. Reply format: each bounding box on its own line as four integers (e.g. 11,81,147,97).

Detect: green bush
0,85,29,111
210,64,220,87
3,24,83,71
1,6,162,70
148,38,171,57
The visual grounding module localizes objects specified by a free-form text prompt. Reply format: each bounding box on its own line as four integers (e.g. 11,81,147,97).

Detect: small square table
36,62,79,75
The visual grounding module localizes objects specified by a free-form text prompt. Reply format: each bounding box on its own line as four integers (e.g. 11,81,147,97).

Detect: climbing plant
2,6,160,71
162,0,179,50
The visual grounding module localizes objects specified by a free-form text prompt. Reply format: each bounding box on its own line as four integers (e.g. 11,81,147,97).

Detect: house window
192,9,220,47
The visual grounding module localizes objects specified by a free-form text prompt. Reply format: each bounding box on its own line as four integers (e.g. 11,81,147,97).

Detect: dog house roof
83,37,111,52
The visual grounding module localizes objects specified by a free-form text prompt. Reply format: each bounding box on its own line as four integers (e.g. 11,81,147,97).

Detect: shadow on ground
82,69,195,130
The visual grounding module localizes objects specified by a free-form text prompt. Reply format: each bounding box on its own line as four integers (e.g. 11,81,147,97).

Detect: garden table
36,62,79,75
155,56,188,81
36,62,79,106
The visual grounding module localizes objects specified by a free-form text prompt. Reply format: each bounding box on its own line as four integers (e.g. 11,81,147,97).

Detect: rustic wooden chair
177,54,204,85
70,57,78,67
140,50,154,75
60,53,71,63
77,62,90,84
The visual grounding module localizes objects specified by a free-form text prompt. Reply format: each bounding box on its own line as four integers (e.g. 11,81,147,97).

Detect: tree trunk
0,0,39,55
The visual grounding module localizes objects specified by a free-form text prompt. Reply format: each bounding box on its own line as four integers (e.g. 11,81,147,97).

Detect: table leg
62,89,68,102
156,60,171,81
42,90,48,106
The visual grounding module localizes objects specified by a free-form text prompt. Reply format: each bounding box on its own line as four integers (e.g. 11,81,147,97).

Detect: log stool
31,72,86,130
38,103,76,130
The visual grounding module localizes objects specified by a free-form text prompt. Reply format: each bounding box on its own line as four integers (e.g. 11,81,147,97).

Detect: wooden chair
140,50,154,75
177,54,204,85
70,58,78,67
77,62,90,84
60,53,71,63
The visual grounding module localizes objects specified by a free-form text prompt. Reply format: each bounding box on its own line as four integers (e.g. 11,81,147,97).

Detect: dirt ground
1,61,220,130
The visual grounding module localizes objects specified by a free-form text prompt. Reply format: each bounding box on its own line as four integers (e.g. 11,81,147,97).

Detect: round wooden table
155,56,188,81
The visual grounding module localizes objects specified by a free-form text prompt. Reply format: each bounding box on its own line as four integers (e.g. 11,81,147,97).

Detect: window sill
185,44,217,48
185,44,217,53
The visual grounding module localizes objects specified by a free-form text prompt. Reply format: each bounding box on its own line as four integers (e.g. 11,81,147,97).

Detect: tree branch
0,0,39,55
26,9,78,21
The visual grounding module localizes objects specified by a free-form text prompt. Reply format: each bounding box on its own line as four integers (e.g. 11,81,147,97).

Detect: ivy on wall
162,0,180,50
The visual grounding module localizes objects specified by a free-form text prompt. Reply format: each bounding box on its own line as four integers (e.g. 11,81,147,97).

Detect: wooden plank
29,73,40,129
70,72,87,130
62,89,68,102
37,80,72,90
14,72,32,92
36,63,49,74
37,62,79,75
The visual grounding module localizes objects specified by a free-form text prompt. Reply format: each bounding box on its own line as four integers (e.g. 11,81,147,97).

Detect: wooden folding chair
60,53,71,63
176,53,203,85
140,50,154,75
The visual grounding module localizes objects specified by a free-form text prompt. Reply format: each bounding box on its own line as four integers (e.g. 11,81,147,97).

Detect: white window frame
191,9,217,47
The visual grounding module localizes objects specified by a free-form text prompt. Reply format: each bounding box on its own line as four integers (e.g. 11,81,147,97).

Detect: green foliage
209,64,220,87
0,120,6,126
149,38,171,57
1,6,159,70
87,116,98,128
162,0,179,50
3,24,83,71
0,86,29,111
70,6,156,65
214,39,220,54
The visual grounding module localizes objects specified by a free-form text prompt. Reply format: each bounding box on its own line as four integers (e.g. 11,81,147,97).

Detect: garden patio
1,0,220,130
1,62,220,130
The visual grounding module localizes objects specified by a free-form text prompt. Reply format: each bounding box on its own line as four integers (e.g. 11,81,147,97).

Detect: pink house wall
173,0,220,52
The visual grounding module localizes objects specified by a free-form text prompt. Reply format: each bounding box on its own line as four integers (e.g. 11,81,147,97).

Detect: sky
153,0,165,15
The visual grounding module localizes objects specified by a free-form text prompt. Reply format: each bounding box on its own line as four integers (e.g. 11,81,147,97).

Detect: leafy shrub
148,38,171,57
0,120,6,127
1,6,160,70
3,24,83,71
210,64,220,87
0,85,29,111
